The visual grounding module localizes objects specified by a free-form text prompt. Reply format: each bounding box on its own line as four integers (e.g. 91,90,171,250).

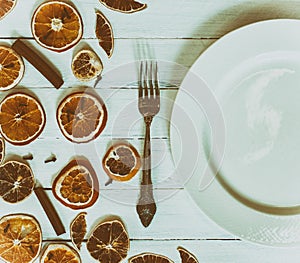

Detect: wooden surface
1,0,300,262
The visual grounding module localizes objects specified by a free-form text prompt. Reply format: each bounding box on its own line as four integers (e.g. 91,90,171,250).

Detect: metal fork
136,61,160,227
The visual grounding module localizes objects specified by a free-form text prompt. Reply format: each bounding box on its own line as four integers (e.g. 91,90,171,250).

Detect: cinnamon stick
12,39,64,89
34,183,66,236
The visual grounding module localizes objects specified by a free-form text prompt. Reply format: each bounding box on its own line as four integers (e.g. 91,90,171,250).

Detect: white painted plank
0,39,211,88
0,189,232,240
2,0,300,39
0,89,183,188
126,239,300,263
0,88,176,138
2,1,300,261
3,137,180,188
77,240,300,263
1,238,299,263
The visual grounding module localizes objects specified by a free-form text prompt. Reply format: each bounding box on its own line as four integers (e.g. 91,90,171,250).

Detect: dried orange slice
31,1,83,52
57,91,107,143
87,218,129,263
0,161,35,203
70,212,87,250
128,252,174,263
0,137,5,164
0,0,16,20
99,0,147,13
0,45,24,91
177,247,199,263
71,49,103,81
53,159,99,209
40,243,81,263
0,93,46,145
0,214,42,263
95,10,114,58
102,142,141,183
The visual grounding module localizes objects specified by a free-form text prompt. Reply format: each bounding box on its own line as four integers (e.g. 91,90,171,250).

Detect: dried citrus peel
102,142,141,185
0,214,42,263
56,92,108,143
72,49,103,81
0,0,17,20
70,212,87,250
0,161,35,203
95,10,114,58
0,93,46,145
40,243,81,263
177,246,199,263
99,0,147,13
128,252,174,263
0,45,24,91
52,159,99,210
87,218,130,263
31,1,83,52
0,137,5,164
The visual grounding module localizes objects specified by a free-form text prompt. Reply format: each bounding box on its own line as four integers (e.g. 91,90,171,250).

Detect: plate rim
170,18,300,246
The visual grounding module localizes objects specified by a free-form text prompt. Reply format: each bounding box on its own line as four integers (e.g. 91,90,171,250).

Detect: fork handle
142,116,153,185
136,116,156,227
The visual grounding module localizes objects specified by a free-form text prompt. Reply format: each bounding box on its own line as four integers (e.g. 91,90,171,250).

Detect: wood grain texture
3,137,178,188
2,0,300,39
0,88,177,137
0,39,211,88
0,189,231,239
58,240,300,263
1,0,300,262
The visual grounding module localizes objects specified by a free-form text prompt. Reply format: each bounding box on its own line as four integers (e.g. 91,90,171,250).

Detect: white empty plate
170,19,300,245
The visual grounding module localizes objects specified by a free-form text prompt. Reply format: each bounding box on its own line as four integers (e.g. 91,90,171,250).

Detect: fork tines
139,61,160,99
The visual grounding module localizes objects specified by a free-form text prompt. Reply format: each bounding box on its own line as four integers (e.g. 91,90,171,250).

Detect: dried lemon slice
57,91,107,143
95,10,114,58
72,49,103,81
177,246,199,263
40,243,81,263
128,252,174,263
0,0,17,20
99,0,147,13
0,214,42,263
31,1,83,52
87,218,129,263
0,45,24,91
53,159,99,209
0,161,35,203
0,93,45,145
0,137,5,164
70,212,87,250
102,142,141,183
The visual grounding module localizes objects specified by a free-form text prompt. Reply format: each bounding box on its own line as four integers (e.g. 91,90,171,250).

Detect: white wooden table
2,0,300,262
